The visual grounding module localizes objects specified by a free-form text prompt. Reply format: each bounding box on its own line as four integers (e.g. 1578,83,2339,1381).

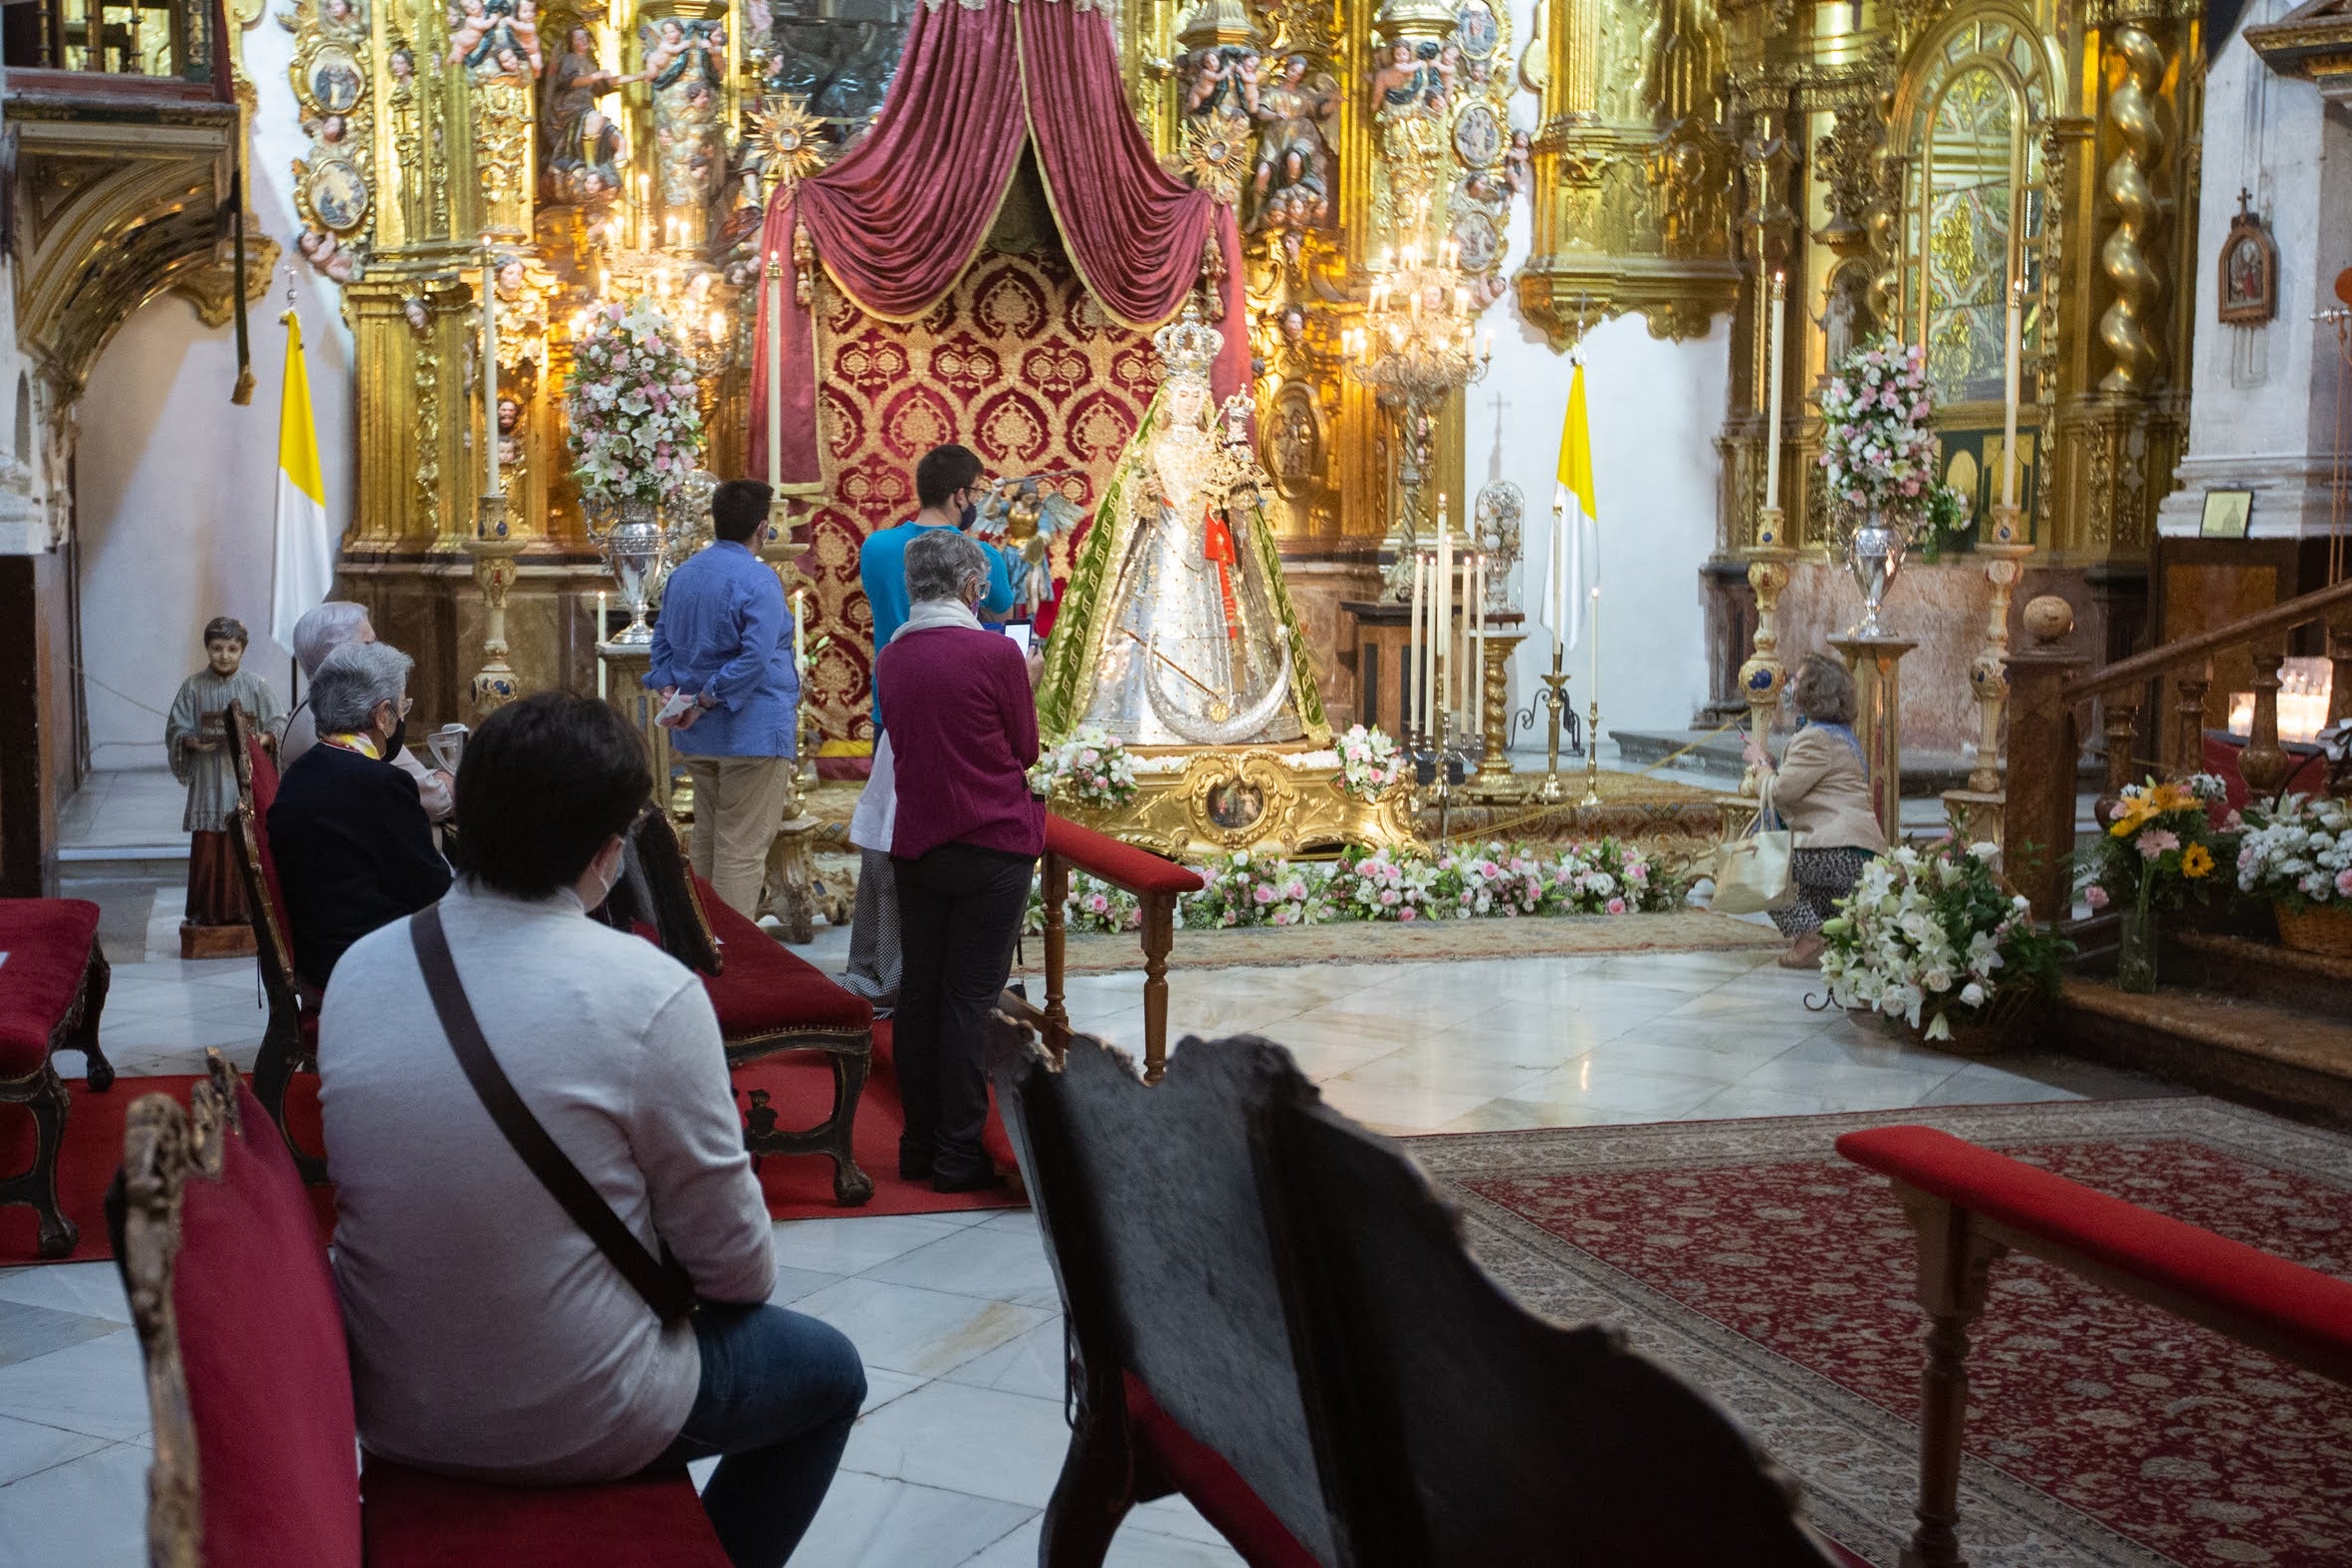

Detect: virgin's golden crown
1152,302,1223,380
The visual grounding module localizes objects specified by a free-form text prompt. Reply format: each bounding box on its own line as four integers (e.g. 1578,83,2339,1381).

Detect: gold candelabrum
1739,504,1796,795
1346,216,1493,601
1533,654,1572,803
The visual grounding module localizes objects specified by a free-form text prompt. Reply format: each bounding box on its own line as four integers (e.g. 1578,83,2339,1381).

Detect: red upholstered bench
1837,1124,2352,1568
227,765,327,1183
1039,812,1207,1083
118,1053,730,1568
0,897,114,1257
620,810,875,1205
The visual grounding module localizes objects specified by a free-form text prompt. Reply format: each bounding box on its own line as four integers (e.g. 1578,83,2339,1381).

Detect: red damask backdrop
798,241,1154,746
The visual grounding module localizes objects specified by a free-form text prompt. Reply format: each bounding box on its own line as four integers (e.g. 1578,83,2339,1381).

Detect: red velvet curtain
749,0,1246,490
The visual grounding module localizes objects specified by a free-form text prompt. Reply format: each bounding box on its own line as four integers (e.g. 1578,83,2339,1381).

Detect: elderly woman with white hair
1744,652,1886,969
267,639,452,983
281,600,454,820
873,527,1043,1193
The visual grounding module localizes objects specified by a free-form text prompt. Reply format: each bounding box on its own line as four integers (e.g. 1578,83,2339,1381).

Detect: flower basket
2273,902,2352,957
1877,989,2033,1057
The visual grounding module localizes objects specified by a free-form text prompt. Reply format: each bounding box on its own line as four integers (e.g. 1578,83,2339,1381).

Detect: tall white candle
1764,270,1785,507
1549,498,1565,660
1423,551,1439,739
1589,583,1601,727
1471,555,1487,743
594,591,608,697
765,252,784,491
482,242,499,495
2000,275,2024,509
793,588,808,671
1408,551,1426,732
1435,498,1452,729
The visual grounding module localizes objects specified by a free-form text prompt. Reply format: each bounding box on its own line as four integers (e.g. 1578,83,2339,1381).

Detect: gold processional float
270,0,2186,879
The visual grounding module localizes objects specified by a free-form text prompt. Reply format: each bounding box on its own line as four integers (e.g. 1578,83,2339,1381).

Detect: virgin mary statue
1037,305,1326,749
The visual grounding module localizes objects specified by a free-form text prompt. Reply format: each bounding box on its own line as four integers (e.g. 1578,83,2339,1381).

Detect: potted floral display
1819,839,2068,1051
2078,773,2230,992
2234,792,2352,956
1815,336,1971,629
1028,726,1138,808
1336,723,1405,799
568,299,706,511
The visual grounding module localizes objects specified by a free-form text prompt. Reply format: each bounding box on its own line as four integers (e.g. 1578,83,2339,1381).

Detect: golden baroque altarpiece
279,0,2199,831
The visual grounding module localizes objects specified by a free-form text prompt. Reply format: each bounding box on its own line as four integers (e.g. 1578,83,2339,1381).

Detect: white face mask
580,838,625,911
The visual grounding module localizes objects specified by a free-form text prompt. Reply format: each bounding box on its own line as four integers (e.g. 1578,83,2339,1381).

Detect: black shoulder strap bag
410,903,697,1323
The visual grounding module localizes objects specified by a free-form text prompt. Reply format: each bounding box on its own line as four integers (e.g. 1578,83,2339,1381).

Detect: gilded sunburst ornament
1179,113,1253,206
749,96,828,191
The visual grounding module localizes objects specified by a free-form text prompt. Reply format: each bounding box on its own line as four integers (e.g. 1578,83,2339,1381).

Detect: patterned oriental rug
1408,1100,2352,1568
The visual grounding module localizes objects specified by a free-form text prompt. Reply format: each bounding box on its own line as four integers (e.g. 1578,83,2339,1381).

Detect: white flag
270,311,333,649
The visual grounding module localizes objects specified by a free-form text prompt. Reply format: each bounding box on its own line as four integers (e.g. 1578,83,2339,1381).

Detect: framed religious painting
298,40,365,113
304,157,371,234
2200,488,2253,540
2218,196,2276,326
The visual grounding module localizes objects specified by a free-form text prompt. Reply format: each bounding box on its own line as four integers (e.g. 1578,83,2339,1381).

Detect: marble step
1610,728,2106,796
2054,978,2352,1132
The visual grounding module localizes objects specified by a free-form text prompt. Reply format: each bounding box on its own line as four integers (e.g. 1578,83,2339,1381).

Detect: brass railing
2002,577,2352,919
11,0,225,88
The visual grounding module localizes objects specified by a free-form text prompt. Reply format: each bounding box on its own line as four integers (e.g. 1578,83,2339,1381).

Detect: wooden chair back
616,808,723,974
115,1051,362,1568
225,699,277,804
1255,1093,1846,1568
989,1020,1338,1564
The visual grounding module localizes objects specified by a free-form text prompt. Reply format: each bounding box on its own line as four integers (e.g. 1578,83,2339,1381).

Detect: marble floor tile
939,1317,1068,1404
771,1214,975,1276
0,1332,150,1442
1328,1046,1551,1102
839,1379,1072,1508
863,1222,1060,1309
765,1262,844,1306
1432,1096,1644,1134
793,1277,1051,1381
0,1414,108,1489
0,1441,151,1567
1508,1059,1733,1120
0,1302,119,1372
1314,1079,1504,1136
960,1515,1247,1567
791,1470,1036,1568
1729,1055,1962,1103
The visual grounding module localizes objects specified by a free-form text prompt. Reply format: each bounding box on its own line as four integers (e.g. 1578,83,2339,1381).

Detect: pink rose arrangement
568,299,706,508
1816,336,1969,543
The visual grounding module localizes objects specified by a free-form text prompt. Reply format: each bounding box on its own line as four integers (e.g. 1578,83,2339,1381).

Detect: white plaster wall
2155,3,2352,539
1464,0,1729,746
75,18,356,768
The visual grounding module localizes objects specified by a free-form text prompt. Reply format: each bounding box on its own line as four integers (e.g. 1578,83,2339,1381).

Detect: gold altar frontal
1061,746,1418,863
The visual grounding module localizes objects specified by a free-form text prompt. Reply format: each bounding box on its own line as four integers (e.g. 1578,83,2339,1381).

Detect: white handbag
1710,779,1796,915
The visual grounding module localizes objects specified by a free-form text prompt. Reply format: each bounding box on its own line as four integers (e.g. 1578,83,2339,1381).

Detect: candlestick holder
1580,698,1604,806
462,494,524,715
1409,708,1475,839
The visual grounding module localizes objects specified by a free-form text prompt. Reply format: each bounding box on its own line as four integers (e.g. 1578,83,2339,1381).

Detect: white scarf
848,595,987,852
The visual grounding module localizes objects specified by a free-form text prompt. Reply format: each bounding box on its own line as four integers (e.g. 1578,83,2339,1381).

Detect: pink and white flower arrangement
568,299,706,508
1027,726,1138,807
1335,724,1405,800
1816,336,1969,542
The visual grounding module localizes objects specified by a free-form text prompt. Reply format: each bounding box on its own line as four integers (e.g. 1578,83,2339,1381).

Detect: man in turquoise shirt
843,444,1015,1013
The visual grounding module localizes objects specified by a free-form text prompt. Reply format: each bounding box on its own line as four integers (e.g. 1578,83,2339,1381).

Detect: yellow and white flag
269,310,332,650
1551,359,1600,652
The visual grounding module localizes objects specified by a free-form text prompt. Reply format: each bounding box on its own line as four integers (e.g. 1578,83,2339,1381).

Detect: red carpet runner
1416,1101,2352,1568
0,1020,1020,1265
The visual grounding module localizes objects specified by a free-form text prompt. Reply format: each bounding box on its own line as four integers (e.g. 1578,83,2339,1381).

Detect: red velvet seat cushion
1837,1126,2352,1356
1123,1373,1319,1568
1048,814,1205,898
0,899,101,1080
685,875,872,1040
361,1458,730,1568
176,1083,363,1566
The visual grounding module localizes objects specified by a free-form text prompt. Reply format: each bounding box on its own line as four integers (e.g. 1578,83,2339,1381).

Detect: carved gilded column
2097,24,2168,393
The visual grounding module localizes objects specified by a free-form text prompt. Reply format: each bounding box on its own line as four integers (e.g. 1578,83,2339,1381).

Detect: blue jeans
651,1302,867,1568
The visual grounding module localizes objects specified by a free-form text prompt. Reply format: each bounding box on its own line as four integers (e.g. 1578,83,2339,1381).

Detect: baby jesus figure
166,616,282,950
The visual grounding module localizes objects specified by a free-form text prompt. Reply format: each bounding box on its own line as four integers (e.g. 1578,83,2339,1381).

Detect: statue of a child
166,616,282,950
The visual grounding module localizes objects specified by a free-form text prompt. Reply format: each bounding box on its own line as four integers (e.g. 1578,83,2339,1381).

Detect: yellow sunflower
2181,843,2216,879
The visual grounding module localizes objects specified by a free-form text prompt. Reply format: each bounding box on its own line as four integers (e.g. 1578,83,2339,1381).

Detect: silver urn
1842,513,1907,638
600,497,666,647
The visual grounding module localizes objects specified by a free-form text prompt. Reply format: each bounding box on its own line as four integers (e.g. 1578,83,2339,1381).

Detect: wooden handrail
2064,575,2352,701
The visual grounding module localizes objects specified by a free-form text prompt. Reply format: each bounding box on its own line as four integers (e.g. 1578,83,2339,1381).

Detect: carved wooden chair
114,1051,730,1568
222,717,325,1182
988,1020,1847,1567
0,898,114,1258
1256,1090,1846,1568
616,809,875,1204
225,698,276,800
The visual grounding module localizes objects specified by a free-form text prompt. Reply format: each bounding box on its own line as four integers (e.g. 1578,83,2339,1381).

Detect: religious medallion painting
797,245,1153,746
2219,194,2277,327
287,0,376,282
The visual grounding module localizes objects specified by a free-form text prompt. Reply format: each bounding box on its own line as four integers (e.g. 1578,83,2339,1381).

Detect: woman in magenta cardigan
873,527,1046,1192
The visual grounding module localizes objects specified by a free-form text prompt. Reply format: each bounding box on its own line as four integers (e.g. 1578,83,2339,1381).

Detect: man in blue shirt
646,477,799,918
841,445,1015,1015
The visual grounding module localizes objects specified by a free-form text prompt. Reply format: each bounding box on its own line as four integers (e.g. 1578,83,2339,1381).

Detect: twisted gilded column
2097,26,2167,393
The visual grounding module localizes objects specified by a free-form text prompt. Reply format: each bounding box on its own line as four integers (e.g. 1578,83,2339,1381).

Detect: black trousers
891,841,1034,1183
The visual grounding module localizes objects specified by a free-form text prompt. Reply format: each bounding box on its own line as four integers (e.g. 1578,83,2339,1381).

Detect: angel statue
1037,304,1327,750
973,477,1085,617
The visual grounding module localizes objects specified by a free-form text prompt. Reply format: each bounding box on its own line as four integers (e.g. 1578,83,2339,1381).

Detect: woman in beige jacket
1744,653,1886,968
